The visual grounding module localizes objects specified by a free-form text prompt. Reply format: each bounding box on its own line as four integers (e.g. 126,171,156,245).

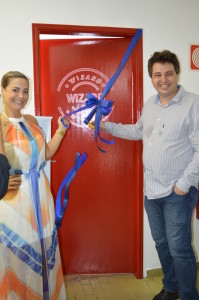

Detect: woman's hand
57,116,70,132
8,175,21,190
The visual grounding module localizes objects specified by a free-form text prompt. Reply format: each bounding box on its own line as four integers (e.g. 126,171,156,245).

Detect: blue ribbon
55,152,87,229
19,122,50,293
61,29,142,152
9,160,47,178
19,121,45,240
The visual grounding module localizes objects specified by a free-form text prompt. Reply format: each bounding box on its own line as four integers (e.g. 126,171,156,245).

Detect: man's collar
154,85,183,105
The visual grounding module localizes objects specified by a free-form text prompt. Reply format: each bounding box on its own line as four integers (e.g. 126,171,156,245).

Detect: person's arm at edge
0,119,10,198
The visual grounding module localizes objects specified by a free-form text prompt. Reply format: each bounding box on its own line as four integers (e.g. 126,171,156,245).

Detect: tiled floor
64,270,199,300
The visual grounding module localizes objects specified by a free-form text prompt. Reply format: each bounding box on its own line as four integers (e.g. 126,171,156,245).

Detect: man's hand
174,185,187,195
90,121,106,131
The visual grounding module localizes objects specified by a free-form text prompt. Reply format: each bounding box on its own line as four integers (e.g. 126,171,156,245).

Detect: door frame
32,23,143,278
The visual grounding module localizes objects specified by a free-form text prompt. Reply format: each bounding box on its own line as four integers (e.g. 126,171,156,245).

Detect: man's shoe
153,288,179,300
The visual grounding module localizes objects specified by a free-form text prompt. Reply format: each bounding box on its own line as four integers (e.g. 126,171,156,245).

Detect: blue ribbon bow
55,152,87,229
61,28,143,152
83,93,115,152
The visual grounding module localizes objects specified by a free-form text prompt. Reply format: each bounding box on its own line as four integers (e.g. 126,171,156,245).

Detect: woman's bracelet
55,129,66,137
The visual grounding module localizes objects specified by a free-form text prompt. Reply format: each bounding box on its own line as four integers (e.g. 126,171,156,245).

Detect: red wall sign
191,45,199,70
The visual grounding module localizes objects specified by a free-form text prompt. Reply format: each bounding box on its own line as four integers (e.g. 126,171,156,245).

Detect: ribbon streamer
61,28,143,152
55,152,87,229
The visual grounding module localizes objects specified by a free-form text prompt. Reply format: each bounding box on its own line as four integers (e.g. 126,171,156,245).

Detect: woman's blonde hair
1,71,29,89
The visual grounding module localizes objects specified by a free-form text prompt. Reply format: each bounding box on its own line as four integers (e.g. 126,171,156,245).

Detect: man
0,117,9,198
99,50,199,300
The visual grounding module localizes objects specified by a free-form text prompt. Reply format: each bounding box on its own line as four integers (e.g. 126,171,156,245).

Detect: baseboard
147,262,199,278
147,268,163,278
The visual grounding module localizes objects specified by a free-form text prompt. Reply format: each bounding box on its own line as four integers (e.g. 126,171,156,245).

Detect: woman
0,71,69,299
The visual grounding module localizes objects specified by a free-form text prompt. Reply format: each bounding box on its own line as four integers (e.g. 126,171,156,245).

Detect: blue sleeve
0,154,10,199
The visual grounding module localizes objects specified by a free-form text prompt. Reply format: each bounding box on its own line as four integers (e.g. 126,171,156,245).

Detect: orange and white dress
0,116,66,300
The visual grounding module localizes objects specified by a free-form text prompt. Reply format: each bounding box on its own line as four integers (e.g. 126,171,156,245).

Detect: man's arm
175,100,199,193
99,118,143,141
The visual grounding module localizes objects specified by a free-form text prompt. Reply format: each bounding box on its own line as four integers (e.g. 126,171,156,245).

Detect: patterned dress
0,116,67,300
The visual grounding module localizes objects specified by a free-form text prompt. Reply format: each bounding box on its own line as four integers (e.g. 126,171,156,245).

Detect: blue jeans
145,187,199,300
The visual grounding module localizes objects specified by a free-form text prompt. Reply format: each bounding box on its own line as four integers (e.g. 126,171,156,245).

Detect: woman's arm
24,114,70,161
45,116,70,161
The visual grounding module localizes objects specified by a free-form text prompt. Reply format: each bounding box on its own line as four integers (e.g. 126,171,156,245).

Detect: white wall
1,0,199,277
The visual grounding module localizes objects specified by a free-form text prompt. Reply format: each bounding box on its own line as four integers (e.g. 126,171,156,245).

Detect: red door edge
32,23,144,278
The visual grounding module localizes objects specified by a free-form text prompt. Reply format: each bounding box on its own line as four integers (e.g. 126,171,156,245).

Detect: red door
34,25,143,277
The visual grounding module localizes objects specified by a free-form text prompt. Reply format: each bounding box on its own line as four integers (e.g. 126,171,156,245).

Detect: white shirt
105,86,199,199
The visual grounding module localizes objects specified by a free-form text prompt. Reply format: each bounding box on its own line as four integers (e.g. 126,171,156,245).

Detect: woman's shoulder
23,114,39,126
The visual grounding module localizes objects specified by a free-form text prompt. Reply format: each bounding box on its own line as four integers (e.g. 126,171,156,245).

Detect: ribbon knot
83,92,113,125
61,93,114,152
84,93,115,152
9,161,47,178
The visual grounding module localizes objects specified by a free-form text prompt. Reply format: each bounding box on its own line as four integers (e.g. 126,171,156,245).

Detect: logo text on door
57,68,114,128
